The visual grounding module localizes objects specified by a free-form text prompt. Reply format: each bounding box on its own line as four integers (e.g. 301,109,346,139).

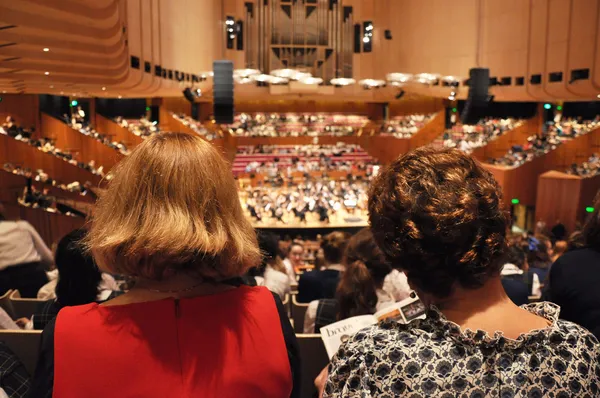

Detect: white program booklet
320,296,427,359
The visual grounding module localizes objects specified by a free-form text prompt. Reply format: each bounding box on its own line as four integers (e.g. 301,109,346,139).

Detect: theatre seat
0,290,16,319
0,330,42,375
296,334,329,398
292,294,309,334
9,290,43,319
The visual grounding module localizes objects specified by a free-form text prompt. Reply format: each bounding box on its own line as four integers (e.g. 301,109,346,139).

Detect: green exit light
586,207,595,213
544,103,552,110
511,198,520,205
145,106,150,111
70,100,78,107
452,107,457,113
557,105,563,111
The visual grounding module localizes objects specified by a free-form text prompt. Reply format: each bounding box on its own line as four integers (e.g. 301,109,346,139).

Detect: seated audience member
527,238,552,285
551,240,567,263
551,220,567,241
500,246,535,306
250,231,291,299
546,200,600,338
297,231,349,303
28,133,299,397
0,203,51,297
283,242,303,286
567,230,586,251
304,228,397,333
325,148,600,397
32,229,120,330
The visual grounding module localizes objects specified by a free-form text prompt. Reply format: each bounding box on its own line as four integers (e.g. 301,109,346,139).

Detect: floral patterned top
324,302,600,397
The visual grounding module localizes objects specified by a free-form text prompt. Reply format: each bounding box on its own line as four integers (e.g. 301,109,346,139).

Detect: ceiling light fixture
43,48,50,52
118,95,122,99
233,69,261,78
44,72,50,75
387,73,413,84
101,87,106,91
330,77,356,86
300,77,323,85
359,79,386,88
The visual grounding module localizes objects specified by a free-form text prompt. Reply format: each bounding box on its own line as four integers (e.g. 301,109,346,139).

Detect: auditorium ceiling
0,0,599,102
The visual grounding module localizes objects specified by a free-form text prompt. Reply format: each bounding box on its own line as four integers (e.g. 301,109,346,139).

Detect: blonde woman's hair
86,132,260,280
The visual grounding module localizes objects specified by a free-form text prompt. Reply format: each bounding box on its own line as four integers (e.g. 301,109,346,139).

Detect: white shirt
255,265,291,299
501,263,541,296
382,269,412,302
303,288,395,333
282,258,299,287
0,221,53,270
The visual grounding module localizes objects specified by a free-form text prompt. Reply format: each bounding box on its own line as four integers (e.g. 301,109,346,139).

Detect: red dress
53,286,292,398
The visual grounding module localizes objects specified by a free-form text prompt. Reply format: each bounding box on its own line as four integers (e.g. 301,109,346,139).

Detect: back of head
368,147,507,299
336,228,392,319
86,133,261,281
505,245,526,269
254,231,284,275
56,229,101,306
321,231,350,265
527,239,551,269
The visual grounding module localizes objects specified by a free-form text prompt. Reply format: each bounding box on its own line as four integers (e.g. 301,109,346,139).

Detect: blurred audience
304,228,410,333
379,114,434,138
228,113,368,137
64,110,130,155
441,117,519,154
115,117,160,138
249,231,291,299
171,113,221,140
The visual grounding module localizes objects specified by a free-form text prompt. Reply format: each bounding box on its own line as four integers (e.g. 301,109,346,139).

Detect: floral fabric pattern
324,302,600,397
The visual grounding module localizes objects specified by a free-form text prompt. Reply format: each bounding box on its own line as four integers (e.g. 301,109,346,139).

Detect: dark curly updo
368,147,508,298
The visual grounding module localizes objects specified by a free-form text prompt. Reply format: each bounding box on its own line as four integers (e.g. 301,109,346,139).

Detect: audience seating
291,294,309,334
296,334,329,398
0,330,42,375
9,290,42,319
0,290,15,319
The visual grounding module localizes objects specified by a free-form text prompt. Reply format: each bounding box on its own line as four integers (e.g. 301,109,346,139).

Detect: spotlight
362,36,370,43
43,48,49,52
101,87,106,91
44,72,50,75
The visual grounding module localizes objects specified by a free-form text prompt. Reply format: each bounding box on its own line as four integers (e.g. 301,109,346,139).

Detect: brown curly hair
321,231,351,264
368,147,508,298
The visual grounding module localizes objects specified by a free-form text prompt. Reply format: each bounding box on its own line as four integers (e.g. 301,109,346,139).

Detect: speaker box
213,60,234,124
461,68,489,125
183,88,196,102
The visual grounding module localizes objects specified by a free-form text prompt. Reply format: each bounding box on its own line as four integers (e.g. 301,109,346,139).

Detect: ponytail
336,260,378,320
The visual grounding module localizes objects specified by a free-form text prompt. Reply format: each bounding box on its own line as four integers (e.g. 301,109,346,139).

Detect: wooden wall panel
388,97,445,117
94,114,144,148
471,117,541,162
535,171,582,233
409,111,446,150
18,207,85,247
234,100,372,115
0,134,102,187
361,136,410,164
161,97,191,116
0,94,40,133
41,114,124,171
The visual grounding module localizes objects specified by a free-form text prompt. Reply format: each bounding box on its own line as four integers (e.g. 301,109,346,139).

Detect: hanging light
271,69,311,81
413,73,440,84
359,79,386,88
269,76,289,85
300,77,323,85
330,77,356,86
252,74,273,83
387,73,413,85
234,69,261,78
234,76,254,84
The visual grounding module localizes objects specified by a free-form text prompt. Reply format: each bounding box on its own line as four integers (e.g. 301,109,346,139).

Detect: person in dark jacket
545,198,600,339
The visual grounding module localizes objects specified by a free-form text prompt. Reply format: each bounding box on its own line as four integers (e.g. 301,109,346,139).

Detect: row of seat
0,289,41,320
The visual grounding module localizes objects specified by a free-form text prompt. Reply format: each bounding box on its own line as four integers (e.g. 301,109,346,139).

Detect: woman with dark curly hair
324,147,600,397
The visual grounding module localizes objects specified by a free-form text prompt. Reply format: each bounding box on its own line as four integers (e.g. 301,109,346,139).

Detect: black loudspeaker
183,88,196,102
213,60,234,124
384,29,392,40
461,68,489,125
150,105,159,124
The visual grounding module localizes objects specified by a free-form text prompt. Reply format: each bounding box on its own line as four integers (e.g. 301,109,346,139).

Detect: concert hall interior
1,0,600,397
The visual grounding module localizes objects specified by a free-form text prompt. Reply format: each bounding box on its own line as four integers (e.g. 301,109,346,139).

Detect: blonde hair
86,133,260,280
